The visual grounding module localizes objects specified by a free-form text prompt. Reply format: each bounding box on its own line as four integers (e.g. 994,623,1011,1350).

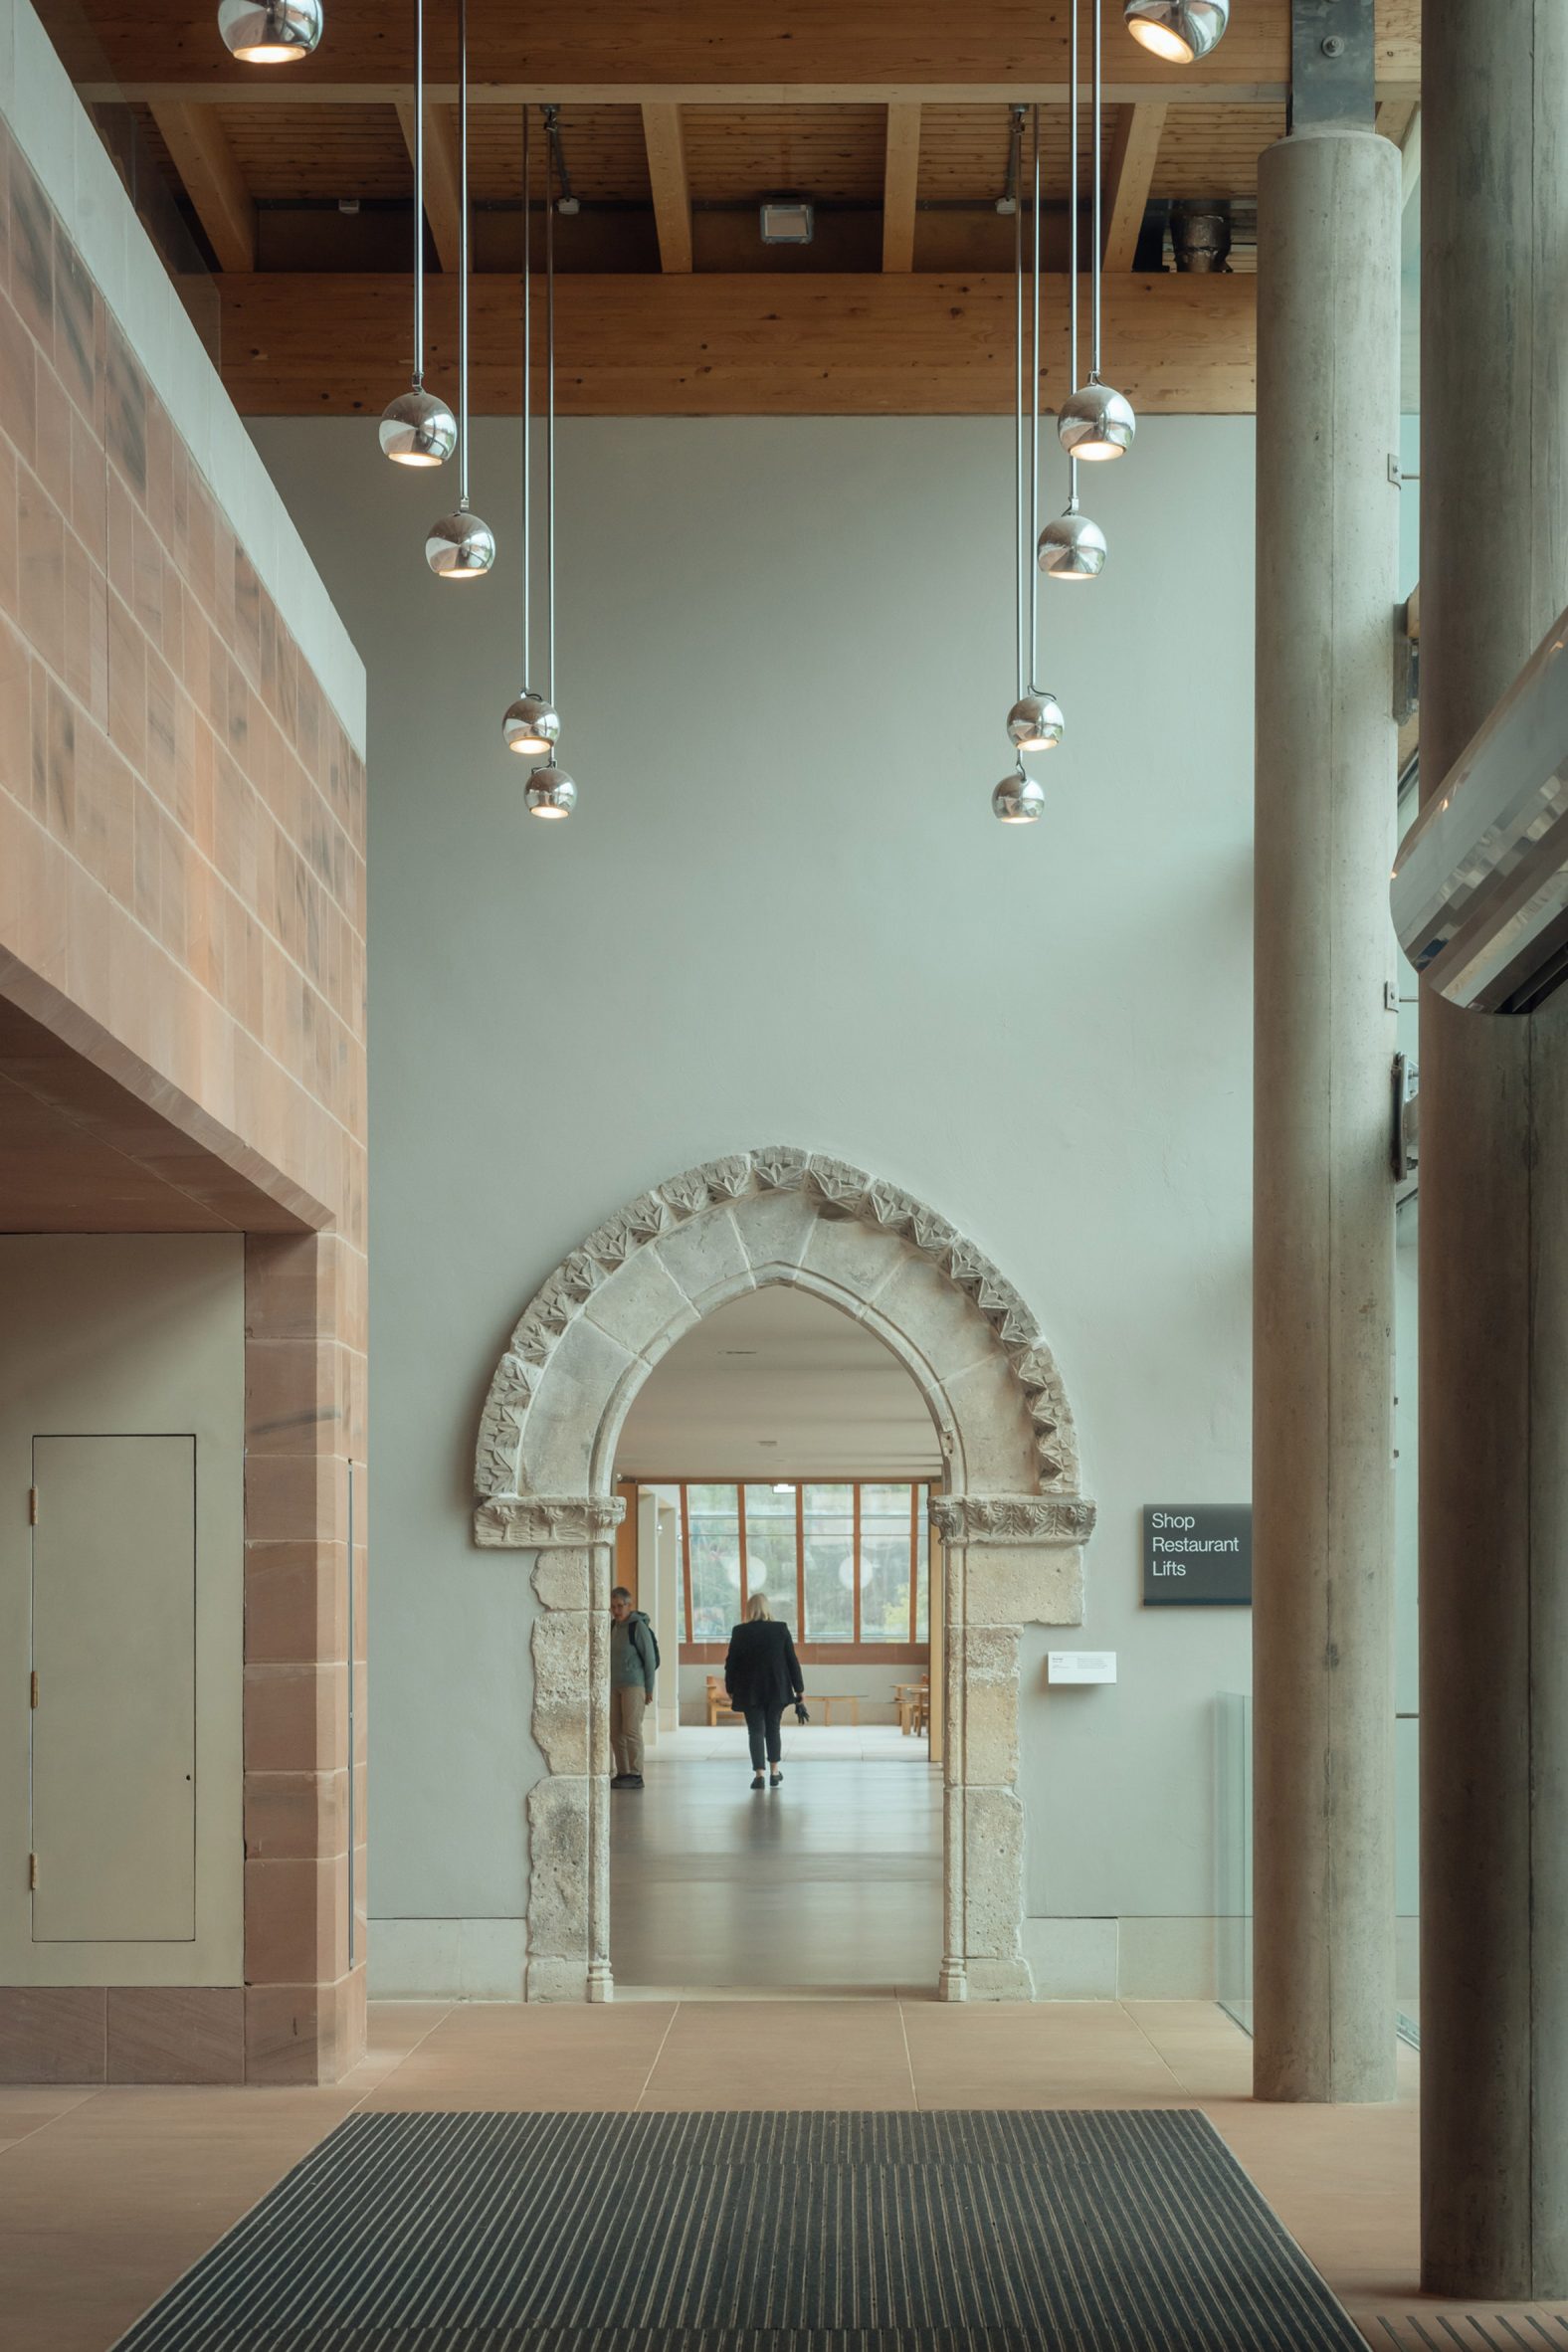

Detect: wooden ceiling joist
69,0,1420,98
147,100,255,272
1102,101,1168,270
218,270,1256,418
641,102,693,274
395,96,463,271
881,102,921,272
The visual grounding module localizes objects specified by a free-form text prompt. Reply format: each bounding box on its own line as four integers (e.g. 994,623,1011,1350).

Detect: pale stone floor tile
0,1997,1550,2352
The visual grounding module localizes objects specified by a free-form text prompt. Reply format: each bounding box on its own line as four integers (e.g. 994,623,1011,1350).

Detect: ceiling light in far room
1059,0,1137,463
379,0,456,466
1124,0,1230,65
218,0,321,59
426,0,493,577
760,199,814,246
524,764,577,819
993,765,1047,826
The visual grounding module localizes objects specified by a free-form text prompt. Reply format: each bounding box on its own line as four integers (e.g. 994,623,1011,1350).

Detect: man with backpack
609,1584,659,1790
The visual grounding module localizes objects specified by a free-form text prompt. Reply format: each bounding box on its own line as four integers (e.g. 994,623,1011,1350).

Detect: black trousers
743,1703,784,1769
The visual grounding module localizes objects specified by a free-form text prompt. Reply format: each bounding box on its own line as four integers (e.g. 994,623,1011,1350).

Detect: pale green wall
252,413,1259,1996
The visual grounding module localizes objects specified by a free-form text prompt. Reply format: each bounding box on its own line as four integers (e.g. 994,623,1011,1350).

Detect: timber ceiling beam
395,96,462,271
882,103,922,272
641,102,693,274
147,100,255,270
70,0,1420,98
218,270,1256,418
1102,101,1167,270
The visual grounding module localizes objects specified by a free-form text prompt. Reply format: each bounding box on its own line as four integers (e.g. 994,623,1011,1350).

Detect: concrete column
1252,124,1401,2103
1420,1,1568,2298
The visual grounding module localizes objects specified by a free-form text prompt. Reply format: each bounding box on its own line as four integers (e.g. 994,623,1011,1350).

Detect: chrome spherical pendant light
1008,691,1065,753
1125,0,1229,65
380,386,457,468
993,766,1047,825
1058,379,1137,461
218,0,321,59
503,688,560,756
380,0,454,467
525,764,577,820
426,0,493,577
1059,0,1136,464
1040,504,1107,580
426,509,495,579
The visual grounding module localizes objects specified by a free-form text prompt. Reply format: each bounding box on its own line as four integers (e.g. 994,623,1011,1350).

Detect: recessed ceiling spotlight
218,0,321,60
760,199,814,246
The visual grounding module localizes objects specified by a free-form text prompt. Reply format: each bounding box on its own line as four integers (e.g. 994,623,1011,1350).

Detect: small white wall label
1048,1652,1117,1684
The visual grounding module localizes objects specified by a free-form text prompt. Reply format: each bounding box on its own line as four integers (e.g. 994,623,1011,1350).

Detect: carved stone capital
474,1494,628,1548
930,1493,1097,1546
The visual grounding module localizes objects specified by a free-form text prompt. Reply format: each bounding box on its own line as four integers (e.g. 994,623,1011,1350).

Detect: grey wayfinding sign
1142,1506,1253,1606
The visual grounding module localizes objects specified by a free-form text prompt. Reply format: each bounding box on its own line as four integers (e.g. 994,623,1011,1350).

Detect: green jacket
611,1611,657,1695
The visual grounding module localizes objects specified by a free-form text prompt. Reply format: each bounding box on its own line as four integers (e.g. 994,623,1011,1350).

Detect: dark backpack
631,1611,661,1672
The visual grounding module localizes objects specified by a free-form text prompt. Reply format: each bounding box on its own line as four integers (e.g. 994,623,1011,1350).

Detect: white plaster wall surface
249,414,1257,1989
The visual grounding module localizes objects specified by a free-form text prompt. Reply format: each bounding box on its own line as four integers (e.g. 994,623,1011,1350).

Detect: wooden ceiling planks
218,268,1256,416
68,0,1419,97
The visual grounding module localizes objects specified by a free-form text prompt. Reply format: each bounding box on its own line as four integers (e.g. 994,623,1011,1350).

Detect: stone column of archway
472,1147,1095,2002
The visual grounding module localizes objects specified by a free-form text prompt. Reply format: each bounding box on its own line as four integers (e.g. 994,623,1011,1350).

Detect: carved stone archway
473,1146,1095,2002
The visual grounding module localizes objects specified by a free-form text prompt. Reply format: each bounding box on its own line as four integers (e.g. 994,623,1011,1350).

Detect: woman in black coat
723,1592,805,1788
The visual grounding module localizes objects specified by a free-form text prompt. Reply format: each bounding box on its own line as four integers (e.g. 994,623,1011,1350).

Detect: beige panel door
31,1436,197,1944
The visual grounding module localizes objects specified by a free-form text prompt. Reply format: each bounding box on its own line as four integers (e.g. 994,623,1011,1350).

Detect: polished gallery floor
7,1998,1553,2352
609,1730,942,1996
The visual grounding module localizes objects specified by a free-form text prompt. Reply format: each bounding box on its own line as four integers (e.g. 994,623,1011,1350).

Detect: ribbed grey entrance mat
113,2109,1367,2351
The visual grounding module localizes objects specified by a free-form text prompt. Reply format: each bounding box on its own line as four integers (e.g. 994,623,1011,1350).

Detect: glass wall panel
860,1481,914,1640
687,1482,741,1640
802,1483,855,1640
743,1483,799,1629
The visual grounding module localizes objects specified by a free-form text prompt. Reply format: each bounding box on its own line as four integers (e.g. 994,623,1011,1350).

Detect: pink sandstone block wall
0,115,368,2084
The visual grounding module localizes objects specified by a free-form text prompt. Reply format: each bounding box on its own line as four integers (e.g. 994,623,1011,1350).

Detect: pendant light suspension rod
1066,0,1080,513
411,0,425,383
520,101,531,686
1028,102,1042,690
457,0,471,510
1011,104,1026,703
544,104,558,705
1089,0,1103,381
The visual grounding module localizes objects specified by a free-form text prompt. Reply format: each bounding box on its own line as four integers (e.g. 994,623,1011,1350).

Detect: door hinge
27,1486,38,1525
29,1671,38,1709
27,1854,37,1890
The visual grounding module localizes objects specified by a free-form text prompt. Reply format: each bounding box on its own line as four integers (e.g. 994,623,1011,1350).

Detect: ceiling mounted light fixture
426,0,493,578
1124,0,1230,65
502,108,561,756
996,106,1063,817
760,199,815,245
1059,0,1136,463
218,0,321,61
379,0,455,465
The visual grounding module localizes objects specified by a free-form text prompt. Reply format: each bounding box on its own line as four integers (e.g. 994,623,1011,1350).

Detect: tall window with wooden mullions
668,1479,931,1663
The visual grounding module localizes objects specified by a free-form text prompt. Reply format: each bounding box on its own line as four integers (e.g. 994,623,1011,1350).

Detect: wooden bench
893,1679,930,1736
705,1675,745,1726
